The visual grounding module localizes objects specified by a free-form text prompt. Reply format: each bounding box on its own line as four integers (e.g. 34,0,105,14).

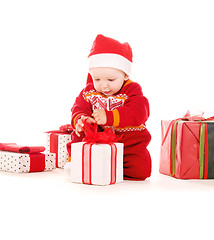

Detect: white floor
1,168,214,240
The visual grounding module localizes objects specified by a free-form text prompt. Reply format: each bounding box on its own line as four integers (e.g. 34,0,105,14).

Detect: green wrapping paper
207,123,214,178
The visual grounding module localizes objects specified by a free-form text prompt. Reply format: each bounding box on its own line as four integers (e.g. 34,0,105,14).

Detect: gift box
66,120,124,185
46,124,72,168
160,112,214,179
0,152,56,173
68,142,123,185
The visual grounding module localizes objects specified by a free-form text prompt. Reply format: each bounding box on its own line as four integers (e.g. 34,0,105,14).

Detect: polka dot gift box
46,124,72,168
0,143,55,173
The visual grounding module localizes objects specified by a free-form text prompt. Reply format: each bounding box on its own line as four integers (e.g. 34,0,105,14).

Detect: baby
70,34,151,180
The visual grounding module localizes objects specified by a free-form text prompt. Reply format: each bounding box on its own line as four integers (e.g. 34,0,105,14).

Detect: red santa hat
87,34,133,85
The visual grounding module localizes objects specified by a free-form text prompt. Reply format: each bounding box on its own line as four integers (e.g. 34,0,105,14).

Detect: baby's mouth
102,90,111,95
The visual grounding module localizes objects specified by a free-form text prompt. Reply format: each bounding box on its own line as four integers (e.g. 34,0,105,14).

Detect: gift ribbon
204,123,210,179
82,142,117,185
82,143,93,184
82,121,122,143
162,111,214,147
199,122,205,179
170,120,179,177
81,120,121,185
49,134,59,168
169,116,210,179
0,143,45,153
46,124,73,134
29,153,46,172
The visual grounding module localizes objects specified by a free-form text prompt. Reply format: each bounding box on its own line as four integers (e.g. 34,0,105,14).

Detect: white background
0,0,214,239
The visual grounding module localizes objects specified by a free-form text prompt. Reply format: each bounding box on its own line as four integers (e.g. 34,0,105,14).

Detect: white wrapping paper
67,142,123,185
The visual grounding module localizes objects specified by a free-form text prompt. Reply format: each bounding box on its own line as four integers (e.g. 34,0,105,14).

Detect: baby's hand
92,109,107,125
75,115,96,137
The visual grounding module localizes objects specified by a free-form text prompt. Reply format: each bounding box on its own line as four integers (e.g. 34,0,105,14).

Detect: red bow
0,143,45,153
59,124,73,132
183,110,214,121
46,124,73,134
162,110,214,147
82,120,122,143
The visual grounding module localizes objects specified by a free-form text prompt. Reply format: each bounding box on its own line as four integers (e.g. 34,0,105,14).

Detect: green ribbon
171,120,179,177
171,120,206,179
199,122,205,179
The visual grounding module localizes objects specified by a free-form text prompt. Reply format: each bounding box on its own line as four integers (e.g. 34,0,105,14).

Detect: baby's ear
124,74,129,80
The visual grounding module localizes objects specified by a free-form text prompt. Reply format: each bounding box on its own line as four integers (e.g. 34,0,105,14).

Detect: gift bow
81,119,122,185
183,110,214,121
0,143,45,153
46,124,73,134
82,120,122,143
162,110,214,147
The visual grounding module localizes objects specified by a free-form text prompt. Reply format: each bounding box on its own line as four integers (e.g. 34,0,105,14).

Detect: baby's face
89,67,128,97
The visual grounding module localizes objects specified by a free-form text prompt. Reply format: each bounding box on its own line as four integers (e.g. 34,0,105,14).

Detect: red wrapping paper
160,120,203,179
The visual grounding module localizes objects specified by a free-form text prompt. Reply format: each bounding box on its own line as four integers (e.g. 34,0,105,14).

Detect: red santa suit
70,78,151,180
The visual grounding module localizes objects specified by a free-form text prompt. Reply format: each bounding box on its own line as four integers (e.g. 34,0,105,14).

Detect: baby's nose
103,81,109,88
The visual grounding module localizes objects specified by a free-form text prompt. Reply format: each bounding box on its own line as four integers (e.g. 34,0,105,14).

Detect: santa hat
86,34,133,85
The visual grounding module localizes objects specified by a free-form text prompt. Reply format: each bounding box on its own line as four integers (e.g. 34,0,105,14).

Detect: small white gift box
66,142,123,186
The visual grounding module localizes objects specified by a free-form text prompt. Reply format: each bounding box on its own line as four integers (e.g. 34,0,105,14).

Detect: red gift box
160,120,202,179
160,111,214,179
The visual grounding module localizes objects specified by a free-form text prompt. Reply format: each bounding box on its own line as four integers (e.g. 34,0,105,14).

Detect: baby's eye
94,79,100,81
108,79,115,81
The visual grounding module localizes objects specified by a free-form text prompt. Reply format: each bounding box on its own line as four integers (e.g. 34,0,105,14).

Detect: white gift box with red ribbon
68,142,123,185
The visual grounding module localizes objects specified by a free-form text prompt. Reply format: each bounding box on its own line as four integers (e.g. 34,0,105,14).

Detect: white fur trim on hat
88,53,132,76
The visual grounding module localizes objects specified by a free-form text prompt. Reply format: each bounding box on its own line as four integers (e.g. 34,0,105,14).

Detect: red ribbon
204,124,209,179
46,124,73,134
29,153,46,172
49,134,59,168
81,120,121,185
162,111,214,146
0,143,45,153
183,110,214,121
82,120,122,143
